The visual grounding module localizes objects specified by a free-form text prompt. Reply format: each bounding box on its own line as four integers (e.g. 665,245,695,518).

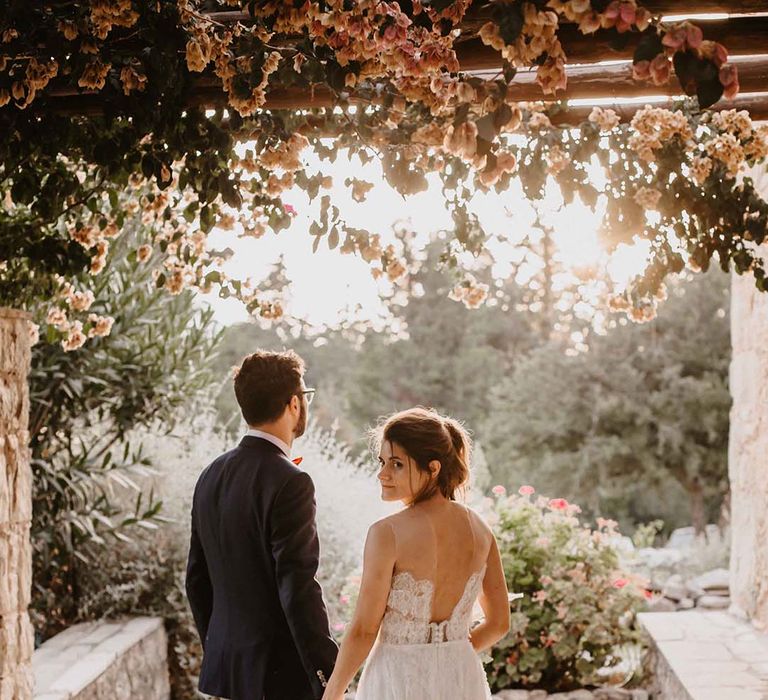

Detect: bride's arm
470,536,510,652
322,519,396,700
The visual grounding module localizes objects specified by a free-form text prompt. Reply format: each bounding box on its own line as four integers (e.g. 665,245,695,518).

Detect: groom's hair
233,349,305,426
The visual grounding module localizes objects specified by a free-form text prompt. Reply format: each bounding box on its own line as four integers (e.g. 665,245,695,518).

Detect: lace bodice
379,565,487,645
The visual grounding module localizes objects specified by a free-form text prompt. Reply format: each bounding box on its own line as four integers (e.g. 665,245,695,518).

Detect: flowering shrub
128,401,232,527
29,223,221,638
484,487,647,692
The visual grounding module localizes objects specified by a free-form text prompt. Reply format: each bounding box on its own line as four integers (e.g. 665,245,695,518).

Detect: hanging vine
1,1,765,348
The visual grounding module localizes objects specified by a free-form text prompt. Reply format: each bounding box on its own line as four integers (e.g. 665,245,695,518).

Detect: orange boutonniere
292,456,303,465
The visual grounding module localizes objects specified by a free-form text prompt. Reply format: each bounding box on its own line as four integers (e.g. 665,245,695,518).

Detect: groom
186,349,338,700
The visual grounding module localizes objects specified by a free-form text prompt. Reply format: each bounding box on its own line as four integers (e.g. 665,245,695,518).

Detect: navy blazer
186,435,338,700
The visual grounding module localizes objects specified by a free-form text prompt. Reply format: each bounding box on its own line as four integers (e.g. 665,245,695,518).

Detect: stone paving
639,610,768,700
32,617,169,700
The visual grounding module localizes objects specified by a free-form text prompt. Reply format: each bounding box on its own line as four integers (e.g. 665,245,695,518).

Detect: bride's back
388,500,491,623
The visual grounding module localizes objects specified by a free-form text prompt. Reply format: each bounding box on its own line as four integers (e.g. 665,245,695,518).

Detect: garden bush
29,220,221,640
483,486,648,692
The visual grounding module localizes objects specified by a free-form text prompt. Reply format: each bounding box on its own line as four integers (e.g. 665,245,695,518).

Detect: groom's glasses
300,388,316,405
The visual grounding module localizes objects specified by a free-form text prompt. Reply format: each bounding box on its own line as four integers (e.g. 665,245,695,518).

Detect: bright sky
199,138,650,330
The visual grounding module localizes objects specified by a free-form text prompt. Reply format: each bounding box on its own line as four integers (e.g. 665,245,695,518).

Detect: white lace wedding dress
355,564,493,700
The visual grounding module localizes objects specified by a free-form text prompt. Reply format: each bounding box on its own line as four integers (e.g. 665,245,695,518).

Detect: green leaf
633,33,664,63
497,3,524,44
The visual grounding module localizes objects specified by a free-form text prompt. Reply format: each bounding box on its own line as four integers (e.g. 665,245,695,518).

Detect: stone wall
729,231,768,628
639,610,768,699
0,308,34,700
33,617,170,700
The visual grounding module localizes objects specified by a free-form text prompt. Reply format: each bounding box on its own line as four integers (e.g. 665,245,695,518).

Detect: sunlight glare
607,240,652,288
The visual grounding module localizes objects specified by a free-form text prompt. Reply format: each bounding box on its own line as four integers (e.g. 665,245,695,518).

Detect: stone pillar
728,222,768,633
0,308,34,699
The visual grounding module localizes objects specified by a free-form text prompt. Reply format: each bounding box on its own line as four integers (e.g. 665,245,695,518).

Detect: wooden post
0,308,34,700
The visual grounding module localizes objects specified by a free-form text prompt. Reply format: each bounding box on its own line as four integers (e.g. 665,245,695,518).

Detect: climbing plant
1,1,766,340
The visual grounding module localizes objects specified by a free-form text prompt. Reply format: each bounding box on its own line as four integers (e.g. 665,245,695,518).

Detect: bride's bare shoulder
364,516,397,560
460,503,494,539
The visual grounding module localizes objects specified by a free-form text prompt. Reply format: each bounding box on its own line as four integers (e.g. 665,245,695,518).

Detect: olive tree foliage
29,219,222,638
482,268,730,533
1,1,767,331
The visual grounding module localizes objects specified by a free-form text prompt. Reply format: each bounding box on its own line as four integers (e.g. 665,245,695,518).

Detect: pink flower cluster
550,0,651,36
633,21,738,99
449,275,489,309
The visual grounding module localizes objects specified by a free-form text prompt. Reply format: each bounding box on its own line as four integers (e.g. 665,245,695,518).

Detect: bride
321,407,510,700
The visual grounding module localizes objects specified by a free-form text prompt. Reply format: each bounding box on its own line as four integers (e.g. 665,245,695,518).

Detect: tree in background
344,236,539,441
211,255,363,446
215,235,541,453
212,237,732,535
30,218,221,639
483,269,730,534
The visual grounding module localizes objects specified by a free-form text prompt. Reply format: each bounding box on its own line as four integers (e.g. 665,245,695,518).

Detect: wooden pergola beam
40,9,768,116
236,55,768,108
208,1,768,24
203,12,768,67
49,60,768,116
454,1,768,36
607,0,767,12
457,16,768,69
547,93,768,125
493,55,768,101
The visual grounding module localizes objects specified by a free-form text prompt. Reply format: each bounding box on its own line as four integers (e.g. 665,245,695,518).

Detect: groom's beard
294,398,307,438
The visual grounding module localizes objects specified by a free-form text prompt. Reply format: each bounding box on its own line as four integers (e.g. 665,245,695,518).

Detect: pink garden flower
596,517,619,530
518,485,535,496
612,577,629,589
548,498,569,511
492,485,506,496
283,204,297,216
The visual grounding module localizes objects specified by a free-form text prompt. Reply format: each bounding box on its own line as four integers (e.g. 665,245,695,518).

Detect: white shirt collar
244,428,291,458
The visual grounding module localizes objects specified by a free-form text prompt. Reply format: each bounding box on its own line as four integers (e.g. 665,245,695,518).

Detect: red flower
548,498,569,511
284,204,297,216
292,456,303,465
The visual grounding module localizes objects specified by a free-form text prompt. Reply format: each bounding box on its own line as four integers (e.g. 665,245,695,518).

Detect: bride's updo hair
372,406,472,504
